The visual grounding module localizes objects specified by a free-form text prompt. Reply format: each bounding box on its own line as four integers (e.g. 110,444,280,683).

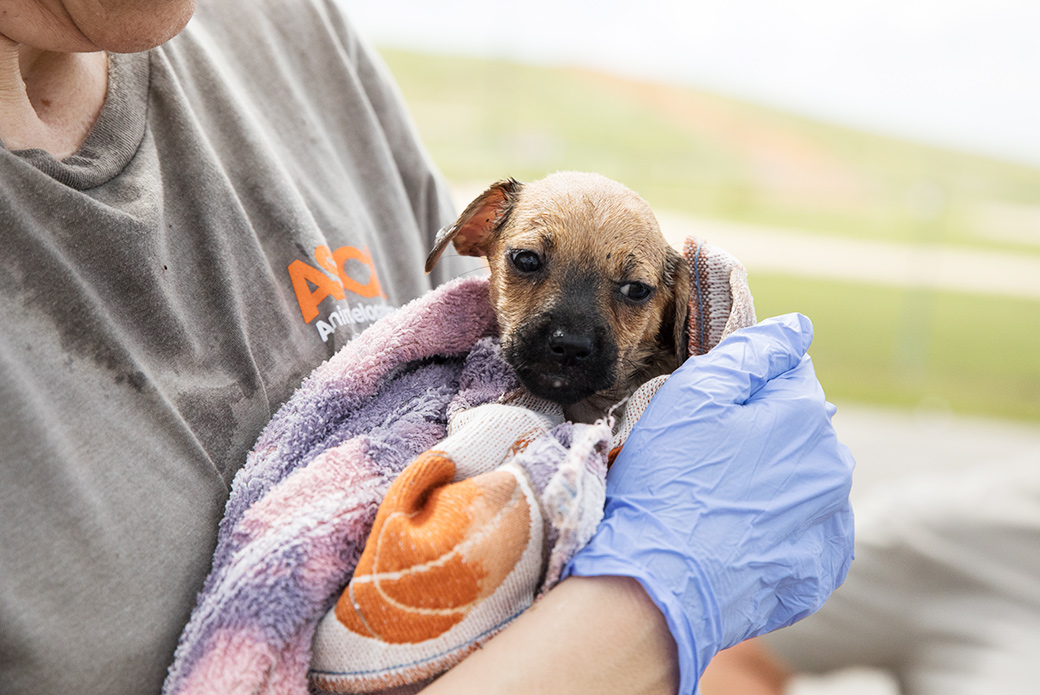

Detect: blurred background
342,1,1040,690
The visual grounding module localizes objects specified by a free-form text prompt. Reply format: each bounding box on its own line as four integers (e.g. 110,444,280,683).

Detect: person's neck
0,36,108,159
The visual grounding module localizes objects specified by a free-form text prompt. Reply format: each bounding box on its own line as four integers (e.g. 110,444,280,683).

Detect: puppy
425,171,689,422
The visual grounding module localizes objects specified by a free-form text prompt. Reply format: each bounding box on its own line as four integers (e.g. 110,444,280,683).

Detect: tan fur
427,172,689,422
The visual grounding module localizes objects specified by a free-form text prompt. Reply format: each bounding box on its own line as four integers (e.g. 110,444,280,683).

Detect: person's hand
565,313,855,693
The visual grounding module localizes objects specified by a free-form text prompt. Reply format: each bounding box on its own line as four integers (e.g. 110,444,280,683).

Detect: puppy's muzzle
504,313,618,406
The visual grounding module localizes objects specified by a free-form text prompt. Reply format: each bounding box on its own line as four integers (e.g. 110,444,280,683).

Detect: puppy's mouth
503,317,617,406
515,366,607,406
526,371,586,404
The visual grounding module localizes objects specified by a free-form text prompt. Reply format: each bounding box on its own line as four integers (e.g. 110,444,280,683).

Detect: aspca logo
288,245,393,343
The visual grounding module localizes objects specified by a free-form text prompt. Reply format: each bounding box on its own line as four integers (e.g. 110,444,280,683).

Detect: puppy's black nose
548,329,594,362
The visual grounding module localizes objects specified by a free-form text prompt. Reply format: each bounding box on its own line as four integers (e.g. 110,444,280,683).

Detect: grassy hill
377,48,1040,422
380,48,1040,254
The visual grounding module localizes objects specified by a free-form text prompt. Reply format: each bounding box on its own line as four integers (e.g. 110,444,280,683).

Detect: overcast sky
343,0,1040,168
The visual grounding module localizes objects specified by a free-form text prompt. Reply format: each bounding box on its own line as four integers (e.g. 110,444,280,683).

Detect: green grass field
751,274,1040,421
378,47,1040,422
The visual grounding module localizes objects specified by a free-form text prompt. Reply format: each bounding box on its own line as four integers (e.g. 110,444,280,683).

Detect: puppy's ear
424,178,523,272
662,248,691,362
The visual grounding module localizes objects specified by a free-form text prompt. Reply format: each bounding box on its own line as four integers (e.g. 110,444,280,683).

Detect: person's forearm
421,576,679,695
699,638,790,695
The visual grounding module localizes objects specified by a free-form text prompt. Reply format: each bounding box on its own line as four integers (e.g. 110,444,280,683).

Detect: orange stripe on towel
335,451,532,644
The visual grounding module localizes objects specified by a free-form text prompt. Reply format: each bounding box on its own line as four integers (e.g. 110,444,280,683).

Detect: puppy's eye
619,282,653,302
510,250,542,273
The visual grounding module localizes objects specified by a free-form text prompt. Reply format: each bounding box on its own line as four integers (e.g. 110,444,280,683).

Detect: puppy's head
426,172,689,407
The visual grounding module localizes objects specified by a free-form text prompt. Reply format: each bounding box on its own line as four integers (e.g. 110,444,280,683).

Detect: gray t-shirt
0,1,474,692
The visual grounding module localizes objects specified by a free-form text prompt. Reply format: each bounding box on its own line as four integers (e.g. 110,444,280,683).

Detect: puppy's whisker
439,265,492,282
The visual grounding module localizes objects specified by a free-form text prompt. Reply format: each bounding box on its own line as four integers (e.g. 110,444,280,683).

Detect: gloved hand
564,313,855,694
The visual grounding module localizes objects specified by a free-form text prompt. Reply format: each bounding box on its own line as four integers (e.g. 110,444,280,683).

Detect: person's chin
65,0,198,53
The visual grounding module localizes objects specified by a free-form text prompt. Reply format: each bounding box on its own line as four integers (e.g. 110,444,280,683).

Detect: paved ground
833,402,1040,495
784,404,1040,694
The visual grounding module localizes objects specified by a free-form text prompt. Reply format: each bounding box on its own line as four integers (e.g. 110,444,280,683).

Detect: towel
163,236,754,695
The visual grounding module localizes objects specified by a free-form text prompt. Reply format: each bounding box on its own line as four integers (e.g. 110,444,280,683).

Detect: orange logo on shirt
288,245,385,323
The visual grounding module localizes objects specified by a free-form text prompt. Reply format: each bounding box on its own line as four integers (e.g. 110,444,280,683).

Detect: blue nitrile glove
564,313,855,694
